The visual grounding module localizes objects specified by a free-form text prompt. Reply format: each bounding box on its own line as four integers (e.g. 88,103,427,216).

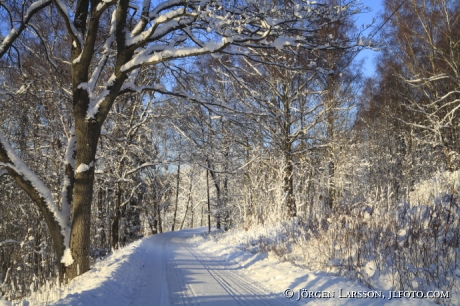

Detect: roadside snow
190,231,440,306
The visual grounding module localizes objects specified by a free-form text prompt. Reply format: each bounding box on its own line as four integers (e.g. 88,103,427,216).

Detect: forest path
129,229,286,305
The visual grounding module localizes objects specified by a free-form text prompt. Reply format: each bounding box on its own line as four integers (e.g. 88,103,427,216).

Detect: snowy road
130,229,286,306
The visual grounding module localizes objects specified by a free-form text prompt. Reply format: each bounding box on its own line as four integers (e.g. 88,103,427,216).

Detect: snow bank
0,239,144,306
190,229,440,305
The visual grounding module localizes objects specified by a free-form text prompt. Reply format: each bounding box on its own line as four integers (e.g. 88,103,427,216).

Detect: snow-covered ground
0,228,444,305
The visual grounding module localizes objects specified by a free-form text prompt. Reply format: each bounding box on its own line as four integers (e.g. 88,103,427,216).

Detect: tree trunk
206,169,211,233
442,145,459,172
222,146,229,230
111,183,122,250
284,150,296,217
171,161,180,231
111,212,119,250
157,203,163,234
326,74,336,210
190,205,194,229
207,160,221,229
151,217,158,235
201,205,204,227
179,176,193,230
66,117,102,280
282,90,296,218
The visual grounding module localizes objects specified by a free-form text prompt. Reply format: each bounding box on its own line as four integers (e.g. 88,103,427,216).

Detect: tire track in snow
129,229,287,305
165,236,200,305
184,243,285,306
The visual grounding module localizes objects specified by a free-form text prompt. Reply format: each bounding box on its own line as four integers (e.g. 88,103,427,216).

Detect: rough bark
67,120,102,279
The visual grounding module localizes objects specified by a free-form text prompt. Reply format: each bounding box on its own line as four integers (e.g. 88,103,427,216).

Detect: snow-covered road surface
127,229,286,306
52,229,286,305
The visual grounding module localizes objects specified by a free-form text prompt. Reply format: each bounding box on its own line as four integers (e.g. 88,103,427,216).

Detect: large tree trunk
65,1,129,277
66,117,102,280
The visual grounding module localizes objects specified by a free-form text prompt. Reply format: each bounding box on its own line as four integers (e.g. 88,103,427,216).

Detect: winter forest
1,0,460,302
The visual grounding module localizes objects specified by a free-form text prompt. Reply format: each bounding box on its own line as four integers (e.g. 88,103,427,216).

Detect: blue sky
354,0,384,76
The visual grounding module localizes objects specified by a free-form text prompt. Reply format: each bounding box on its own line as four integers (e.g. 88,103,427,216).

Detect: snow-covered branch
0,0,52,58
52,0,84,48
0,132,73,266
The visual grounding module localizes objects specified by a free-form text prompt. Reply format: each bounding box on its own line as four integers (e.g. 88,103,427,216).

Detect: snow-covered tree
379,0,460,171
0,0,366,281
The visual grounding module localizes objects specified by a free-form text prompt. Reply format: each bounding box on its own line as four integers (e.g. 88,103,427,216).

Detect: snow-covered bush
208,170,460,304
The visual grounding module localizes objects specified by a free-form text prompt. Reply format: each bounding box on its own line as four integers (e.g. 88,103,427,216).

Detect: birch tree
381,0,460,171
